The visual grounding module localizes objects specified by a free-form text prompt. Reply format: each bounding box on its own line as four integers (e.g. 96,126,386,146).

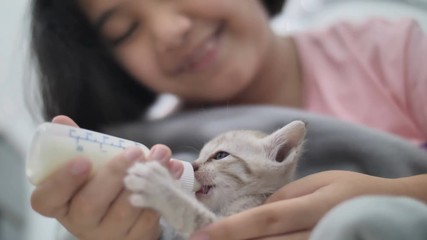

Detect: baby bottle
26,122,196,193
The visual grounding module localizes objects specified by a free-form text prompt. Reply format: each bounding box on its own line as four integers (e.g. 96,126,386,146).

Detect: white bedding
272,0,427,34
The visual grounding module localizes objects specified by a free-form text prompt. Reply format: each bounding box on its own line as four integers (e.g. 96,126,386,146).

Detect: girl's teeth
190,38,215,67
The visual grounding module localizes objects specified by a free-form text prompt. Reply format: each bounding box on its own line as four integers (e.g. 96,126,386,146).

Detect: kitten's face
192,121,306,211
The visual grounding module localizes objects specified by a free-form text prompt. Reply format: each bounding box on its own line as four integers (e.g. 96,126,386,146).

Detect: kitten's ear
263,120,306,163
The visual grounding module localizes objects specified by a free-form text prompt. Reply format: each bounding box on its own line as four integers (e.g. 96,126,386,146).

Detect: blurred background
0,1,60,239
0,0,426,239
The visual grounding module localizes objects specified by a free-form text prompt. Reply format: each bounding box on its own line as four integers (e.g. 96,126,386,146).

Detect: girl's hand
31,115,183,240
190,170,400,240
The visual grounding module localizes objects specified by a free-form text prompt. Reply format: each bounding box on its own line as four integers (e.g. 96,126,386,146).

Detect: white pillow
272,0,427,34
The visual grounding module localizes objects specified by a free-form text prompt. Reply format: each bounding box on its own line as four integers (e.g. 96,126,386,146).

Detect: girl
30,0,427,239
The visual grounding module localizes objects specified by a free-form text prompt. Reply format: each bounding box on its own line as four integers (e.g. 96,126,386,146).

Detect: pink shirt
294,18,427,145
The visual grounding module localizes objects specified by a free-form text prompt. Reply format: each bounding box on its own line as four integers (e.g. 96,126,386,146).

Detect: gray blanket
59,105,427,240
105,105,427,179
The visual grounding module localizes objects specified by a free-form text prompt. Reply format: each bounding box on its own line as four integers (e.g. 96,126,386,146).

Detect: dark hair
31,0,286,130
262,0,286,16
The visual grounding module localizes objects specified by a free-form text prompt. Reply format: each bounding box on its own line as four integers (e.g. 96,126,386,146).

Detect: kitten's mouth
195,185,215,196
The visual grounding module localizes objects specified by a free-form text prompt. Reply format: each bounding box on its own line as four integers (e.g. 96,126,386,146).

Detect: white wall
0,0,57,239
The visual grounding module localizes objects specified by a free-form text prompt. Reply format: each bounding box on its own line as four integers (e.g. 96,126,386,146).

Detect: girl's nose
149,11,192,52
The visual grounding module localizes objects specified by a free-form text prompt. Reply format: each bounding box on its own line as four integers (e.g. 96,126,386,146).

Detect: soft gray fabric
105,105,427,179
56,105,427,240
310,196,427,240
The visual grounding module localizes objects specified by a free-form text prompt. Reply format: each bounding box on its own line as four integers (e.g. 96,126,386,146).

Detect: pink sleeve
406,22,427,138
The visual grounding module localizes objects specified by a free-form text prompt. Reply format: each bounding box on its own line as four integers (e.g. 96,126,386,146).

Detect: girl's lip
175,23,224,74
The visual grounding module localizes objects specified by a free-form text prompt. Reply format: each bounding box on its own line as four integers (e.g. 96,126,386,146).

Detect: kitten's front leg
125,161,217,238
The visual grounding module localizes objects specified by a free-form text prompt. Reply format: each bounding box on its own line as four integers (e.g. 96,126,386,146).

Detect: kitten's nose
192,162,199,171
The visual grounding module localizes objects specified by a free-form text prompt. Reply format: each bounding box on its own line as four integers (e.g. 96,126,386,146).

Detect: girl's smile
171,21,224,75
77,0,297,105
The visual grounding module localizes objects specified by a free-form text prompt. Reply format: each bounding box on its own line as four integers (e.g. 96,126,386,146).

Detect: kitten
124,120,306,239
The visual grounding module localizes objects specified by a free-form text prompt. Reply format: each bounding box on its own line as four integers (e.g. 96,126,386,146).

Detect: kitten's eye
212,151,229,160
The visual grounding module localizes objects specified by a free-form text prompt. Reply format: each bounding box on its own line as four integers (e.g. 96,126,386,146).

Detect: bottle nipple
179,161,198,193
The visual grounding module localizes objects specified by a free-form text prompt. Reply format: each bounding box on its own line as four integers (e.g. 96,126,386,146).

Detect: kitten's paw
129,194,150,208
124,161,176,209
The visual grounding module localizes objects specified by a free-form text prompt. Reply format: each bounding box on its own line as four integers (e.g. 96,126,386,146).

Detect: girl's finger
126,209,162,240
190,194,326,240
52,115,79,127
148,144,172,166
168,159,184,179
148,144,184,179
31,157,92,218
253,230,311,240
266,171,348,203
97,189,142,238
67,147,144,228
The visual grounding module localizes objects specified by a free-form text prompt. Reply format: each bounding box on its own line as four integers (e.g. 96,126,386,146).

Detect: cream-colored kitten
124,120,306,239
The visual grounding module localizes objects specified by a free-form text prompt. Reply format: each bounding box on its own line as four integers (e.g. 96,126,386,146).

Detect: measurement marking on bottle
69,129,132,152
